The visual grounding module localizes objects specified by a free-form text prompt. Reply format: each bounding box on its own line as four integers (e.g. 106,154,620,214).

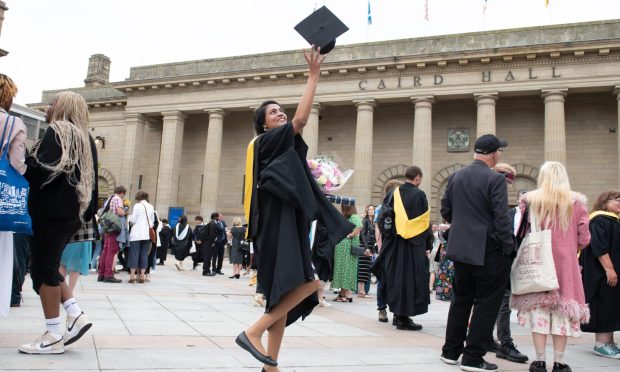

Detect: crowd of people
1,45,620,372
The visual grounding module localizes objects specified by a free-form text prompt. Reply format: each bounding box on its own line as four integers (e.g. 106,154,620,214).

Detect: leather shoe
235,331,277,366
395,317,423,331
552,362,572,372
97,275,104,282
529,361,547,372
216,271,225,275
496,342,528,363
103,277,122,283
203,272,215,276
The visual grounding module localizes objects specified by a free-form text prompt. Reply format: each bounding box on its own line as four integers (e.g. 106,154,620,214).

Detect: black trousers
495,289,513,344
442,249,510,365
11,233,31,305
212,242,225,272
202,244,215,274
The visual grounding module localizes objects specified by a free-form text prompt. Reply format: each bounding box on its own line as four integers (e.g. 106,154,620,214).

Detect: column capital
541,89,567,102
353,99,376,109
614,86,620,99
311,103,321,112
474,93,499,103
410,96,435,105
205,108,226,117
123,112,145,121
161,110,187,121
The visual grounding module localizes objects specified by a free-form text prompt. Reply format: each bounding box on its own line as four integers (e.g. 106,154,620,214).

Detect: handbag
350,239,365,256
189,241,197,254
141,203,157,244
510,210,559,295
0,115,32,234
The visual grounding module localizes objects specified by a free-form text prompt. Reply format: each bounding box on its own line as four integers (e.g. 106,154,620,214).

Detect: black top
360,217,376,251
441,159,514,266
25,127,98,222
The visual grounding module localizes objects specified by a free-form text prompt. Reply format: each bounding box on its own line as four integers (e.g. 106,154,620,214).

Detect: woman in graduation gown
236,47,353,370
580,190,620,358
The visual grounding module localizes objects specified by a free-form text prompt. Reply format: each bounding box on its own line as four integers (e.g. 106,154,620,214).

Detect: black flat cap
294,6,349,54
474,134,508,154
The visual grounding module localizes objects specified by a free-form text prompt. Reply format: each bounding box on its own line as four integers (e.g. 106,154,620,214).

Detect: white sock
45,317,63,338
62,298,82,317
535,348,546,362
554,350,564,364
595,341,606,348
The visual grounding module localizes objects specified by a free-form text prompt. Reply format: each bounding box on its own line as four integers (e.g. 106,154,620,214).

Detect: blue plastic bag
0,115,32,234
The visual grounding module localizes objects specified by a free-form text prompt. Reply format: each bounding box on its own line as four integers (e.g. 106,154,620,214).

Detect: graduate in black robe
580,191,620,347
378,166,432,330
236,47,353,369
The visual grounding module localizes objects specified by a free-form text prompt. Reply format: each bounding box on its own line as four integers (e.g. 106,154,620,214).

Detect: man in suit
201,213,219,276
440,134,514,372
212,213,228,275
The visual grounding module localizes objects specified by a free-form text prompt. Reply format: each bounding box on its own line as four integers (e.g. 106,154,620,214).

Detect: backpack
377,190,396,238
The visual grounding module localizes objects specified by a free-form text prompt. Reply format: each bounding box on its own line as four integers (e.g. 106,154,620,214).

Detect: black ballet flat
235,331,278,367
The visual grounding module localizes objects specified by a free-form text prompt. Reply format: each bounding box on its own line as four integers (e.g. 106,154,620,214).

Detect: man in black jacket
199,213,218,276
440,134,514,372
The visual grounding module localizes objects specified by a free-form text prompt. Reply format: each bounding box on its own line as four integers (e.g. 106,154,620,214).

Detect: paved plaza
1,259,618,372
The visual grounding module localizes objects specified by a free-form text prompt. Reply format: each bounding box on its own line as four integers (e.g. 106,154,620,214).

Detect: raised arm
291,47,325,135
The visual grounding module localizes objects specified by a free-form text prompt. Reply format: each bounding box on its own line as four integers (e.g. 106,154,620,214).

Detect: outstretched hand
304,45,326,76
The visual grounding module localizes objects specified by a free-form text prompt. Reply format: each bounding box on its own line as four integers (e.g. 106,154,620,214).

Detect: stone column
615,86,620,184
155,111,186,216
542,90,568,164
200,109,225,218
475,93,498,137
411,97,434,196
353,100,375,208
120,113,146,196
304,103,320,159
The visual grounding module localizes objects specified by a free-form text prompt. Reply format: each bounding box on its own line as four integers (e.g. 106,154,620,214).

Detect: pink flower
559,326,567,336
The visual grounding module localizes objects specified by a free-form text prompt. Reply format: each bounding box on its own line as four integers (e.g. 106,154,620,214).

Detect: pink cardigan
511,193,591,323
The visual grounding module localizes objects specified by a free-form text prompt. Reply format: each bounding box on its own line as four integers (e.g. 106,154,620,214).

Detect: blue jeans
376,279,386,310
90,239,102,270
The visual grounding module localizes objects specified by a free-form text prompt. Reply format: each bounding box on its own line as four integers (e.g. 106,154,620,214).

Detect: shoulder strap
1,116,16,159
142,203,152,228
102,195,114,214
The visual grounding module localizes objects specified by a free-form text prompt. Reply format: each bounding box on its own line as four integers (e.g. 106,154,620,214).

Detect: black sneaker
497,342,529,363
529,361,547,372
440,354,459,365
552,362,571,372
460,360,498,372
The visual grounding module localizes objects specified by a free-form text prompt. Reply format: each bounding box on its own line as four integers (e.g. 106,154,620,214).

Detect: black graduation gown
379,182,432,317
248,123,353,326
581,214,620,333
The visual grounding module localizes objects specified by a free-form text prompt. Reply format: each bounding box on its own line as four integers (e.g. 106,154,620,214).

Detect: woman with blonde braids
0,74,27,316
19,91,98,355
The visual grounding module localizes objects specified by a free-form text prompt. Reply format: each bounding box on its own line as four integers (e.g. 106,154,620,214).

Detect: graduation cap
294,6,349,54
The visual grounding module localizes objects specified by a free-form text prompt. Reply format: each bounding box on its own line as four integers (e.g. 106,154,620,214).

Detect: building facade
31,20,620,222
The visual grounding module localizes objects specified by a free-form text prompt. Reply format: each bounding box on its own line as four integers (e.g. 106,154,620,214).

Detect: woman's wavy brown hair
591,190,620,213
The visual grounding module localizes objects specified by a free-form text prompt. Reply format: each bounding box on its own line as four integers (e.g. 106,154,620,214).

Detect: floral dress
434,244,455,301
331,214,362,291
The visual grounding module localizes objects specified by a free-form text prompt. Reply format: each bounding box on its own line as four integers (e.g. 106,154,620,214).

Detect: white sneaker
18,332,64,354
64,312,92,346
253,294,266,307
318,301,332,308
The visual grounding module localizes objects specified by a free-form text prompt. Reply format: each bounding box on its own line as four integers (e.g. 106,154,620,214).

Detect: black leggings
30,217,80,294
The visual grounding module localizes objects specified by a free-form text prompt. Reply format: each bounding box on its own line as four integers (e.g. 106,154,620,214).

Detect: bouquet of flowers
307,155,353,193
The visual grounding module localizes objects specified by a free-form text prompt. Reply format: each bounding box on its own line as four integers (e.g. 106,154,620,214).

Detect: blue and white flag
367,1,372,25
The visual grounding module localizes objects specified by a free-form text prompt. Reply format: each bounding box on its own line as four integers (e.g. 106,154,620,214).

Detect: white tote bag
510,210,559,295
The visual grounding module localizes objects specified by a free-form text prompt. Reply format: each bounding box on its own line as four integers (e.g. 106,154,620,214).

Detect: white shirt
128,200,155,242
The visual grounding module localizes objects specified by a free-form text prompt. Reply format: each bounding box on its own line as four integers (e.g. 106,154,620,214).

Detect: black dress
581,214,620,333
172,224,193,261
246,123,353,326
229,226,246,264
358,217,376,283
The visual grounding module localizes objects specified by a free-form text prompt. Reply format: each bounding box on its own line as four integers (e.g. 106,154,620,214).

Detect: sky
1,0,620,105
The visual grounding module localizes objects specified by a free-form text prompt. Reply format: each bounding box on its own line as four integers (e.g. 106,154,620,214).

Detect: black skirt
357,255,372,283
